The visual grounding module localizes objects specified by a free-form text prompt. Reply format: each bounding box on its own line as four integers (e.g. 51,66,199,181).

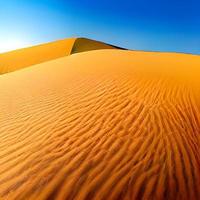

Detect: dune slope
0,50,200,200
71,38,122,54
0,38,117,74
0,38,75,74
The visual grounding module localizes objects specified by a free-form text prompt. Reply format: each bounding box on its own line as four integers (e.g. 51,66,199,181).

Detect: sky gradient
0,0,199,54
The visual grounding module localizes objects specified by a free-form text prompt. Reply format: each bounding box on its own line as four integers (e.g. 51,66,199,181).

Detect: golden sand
0,38,116,74
0,44,199,200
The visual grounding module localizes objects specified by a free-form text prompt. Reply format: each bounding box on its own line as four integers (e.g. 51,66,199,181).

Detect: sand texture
0,38,116,74
0,48,200,200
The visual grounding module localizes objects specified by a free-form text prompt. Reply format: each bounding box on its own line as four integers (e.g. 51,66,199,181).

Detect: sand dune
0,38,116,74
71,38,121,54
0,47,200,200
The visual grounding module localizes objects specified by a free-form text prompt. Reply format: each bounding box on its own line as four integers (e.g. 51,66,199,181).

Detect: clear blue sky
0,0,199,54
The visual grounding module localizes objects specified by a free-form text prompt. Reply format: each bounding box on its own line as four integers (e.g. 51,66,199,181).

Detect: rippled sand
0,42,200,200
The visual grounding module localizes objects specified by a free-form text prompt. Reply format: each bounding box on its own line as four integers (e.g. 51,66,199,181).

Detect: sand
0,38,116,74
0,47,200,200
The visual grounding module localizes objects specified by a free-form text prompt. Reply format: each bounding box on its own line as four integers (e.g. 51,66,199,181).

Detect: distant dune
0,40,200,200
0,38,117,74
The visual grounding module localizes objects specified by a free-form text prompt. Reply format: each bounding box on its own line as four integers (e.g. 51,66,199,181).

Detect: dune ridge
71,38,125,54
0,38,117,74
0,49,200,199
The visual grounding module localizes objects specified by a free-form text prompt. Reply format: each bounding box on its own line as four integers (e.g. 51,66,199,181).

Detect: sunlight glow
0,39,29,53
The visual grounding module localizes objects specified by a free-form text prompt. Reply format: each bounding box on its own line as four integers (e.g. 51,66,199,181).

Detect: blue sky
0,0,199,54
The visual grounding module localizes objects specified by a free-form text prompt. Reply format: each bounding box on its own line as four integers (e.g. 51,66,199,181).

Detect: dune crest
0,38,118,74
0,48,200,199
71,38,124,54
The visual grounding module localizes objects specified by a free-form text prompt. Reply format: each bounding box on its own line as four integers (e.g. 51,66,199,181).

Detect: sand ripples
0,50,199,199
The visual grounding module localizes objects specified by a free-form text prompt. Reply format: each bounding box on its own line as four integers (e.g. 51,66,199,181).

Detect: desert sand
0,38,116,74
0,39,200,200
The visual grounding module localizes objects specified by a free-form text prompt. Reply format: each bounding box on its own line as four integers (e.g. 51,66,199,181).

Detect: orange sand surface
0,38,116,74
0,45,200,200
